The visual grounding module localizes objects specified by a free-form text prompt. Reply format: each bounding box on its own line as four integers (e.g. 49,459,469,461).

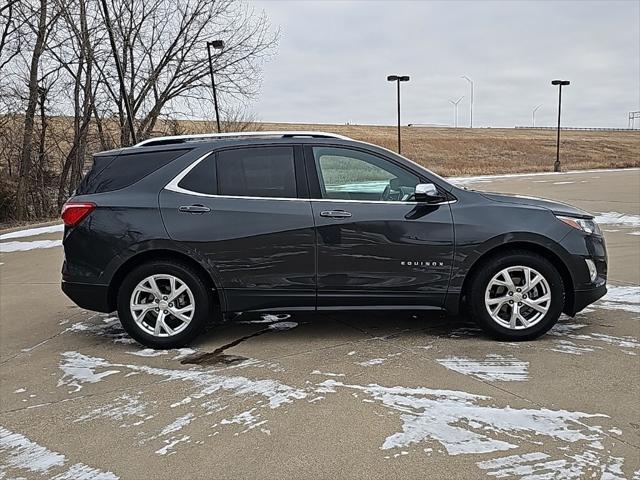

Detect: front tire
117,260,212,349
468,250,565,340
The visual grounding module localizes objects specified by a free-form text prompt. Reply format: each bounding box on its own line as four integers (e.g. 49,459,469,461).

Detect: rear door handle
320,210,352,218
179,204,211,214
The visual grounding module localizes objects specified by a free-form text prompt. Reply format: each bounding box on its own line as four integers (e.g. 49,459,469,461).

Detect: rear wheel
468,250,565,340
117,260,212,349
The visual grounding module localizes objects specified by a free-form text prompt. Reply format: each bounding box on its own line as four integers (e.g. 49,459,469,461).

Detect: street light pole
532,104,542,127
207,40,224,133
387,75,410,154
449,96,464,128
551,80,570,172
462,75,474,128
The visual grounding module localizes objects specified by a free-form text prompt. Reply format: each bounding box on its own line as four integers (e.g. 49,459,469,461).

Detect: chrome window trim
164,152,456,206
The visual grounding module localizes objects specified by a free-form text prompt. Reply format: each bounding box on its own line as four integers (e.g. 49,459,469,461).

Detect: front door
305,145,454,309
159,145,316,312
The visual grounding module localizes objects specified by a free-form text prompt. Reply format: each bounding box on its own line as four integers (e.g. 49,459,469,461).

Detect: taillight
61,202,96,227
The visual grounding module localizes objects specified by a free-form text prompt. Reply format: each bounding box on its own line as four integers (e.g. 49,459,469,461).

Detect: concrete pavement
1,168,639,479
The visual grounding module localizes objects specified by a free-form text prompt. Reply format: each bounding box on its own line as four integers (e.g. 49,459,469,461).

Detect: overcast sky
247,0,639,128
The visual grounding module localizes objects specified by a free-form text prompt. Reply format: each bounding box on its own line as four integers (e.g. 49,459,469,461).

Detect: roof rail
135,131,351,147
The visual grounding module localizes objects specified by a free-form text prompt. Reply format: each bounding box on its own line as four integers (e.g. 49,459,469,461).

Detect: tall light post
532,104,542,127
449,96,464,128
387,75,410,154
461,75,474,128
551,80,570,172
207,40,224,133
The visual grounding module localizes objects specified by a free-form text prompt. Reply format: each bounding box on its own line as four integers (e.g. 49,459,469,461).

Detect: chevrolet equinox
61,132,607,348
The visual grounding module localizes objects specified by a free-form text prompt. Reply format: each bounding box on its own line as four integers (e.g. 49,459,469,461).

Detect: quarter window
312,147,419,202
217,147,297,198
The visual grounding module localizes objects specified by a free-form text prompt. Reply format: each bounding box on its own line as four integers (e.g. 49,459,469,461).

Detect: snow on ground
0,239,62,252
0,224,63,240
0,425,118,479
597,285,640,314
595,212,640,229
436,354,529,382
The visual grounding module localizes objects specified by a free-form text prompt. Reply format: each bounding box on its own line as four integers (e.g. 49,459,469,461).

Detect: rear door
305,145,454,309
159,145,316,312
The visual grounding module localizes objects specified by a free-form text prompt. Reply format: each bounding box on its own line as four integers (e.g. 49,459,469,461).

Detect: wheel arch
107,249,224,312
459,241,575,315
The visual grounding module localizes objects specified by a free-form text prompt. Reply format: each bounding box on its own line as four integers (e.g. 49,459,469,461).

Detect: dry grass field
250,122,639,176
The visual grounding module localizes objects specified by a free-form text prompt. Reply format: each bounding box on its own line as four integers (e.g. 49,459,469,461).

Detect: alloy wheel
130,274,195,337
484,266,551,330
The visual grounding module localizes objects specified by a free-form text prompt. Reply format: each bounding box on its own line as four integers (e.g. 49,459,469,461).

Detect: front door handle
179,204,211,214
320,210,352,219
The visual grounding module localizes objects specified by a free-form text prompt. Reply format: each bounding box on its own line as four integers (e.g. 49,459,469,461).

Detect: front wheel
117,260,213,349
468,250,565,340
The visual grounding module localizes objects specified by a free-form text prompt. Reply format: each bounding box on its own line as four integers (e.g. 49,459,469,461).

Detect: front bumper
569,283,607,316
62,280,113,313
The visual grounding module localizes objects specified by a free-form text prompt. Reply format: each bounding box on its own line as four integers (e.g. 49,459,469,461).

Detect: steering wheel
380,183,392,201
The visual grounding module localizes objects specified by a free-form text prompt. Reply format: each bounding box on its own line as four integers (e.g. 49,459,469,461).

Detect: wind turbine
449,96,464,128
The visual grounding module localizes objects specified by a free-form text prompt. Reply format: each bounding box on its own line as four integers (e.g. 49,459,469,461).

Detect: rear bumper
570,283,607,316
62,280,113,313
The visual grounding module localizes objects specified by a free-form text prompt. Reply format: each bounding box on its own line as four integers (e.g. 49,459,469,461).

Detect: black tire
117,260,213,349
467,250,565,341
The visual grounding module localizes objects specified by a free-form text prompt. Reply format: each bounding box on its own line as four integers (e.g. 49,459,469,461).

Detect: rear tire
117,260,213,349
467,250,565,341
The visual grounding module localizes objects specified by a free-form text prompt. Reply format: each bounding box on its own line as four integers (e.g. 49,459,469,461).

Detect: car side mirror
414,183,444,203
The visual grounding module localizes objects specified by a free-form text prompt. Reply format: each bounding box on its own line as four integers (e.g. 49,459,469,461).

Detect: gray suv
60,132,607,348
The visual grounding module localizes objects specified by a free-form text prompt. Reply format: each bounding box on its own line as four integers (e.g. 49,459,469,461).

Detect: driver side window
313,147,419,202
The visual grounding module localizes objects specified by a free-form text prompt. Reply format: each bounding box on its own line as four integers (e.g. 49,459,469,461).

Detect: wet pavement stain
181,321,298,366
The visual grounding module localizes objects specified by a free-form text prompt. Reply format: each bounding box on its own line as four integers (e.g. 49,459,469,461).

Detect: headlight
557,215,601,235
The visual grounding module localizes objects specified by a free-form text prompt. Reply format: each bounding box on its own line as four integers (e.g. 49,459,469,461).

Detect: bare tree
1,0,277,222
97,0,277,145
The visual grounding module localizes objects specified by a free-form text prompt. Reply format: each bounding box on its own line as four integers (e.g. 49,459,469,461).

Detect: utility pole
387,75,410,154
551,80,570,172
207,40,225,133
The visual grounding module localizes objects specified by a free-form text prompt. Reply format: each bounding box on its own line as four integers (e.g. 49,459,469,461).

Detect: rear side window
216,147,296,198
178,154,216,194
75,149,189,195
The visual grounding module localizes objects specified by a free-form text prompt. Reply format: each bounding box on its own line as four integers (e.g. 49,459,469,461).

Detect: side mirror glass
414,183,444,203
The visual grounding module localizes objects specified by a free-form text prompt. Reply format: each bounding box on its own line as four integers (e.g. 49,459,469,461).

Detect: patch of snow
311,370,346,377
594,212,640,228
220,408,266,433
476,451,625,480
553,181,574,185
0,224,63,240
127,349,167,357
317,379,611,459
155,435,190,456
57,351,307,409
65,316,135,345
13,388,26,393
172,348,196,360
358,358,386,367
597,285,640,314
159,413,194,436
0,239,62,253
73,394,148,426
628,231,640,236
549,340,601,356
57,352,120,392
436,354,529,382
241,313,292,324
267,321,298,331
0,425,117,479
